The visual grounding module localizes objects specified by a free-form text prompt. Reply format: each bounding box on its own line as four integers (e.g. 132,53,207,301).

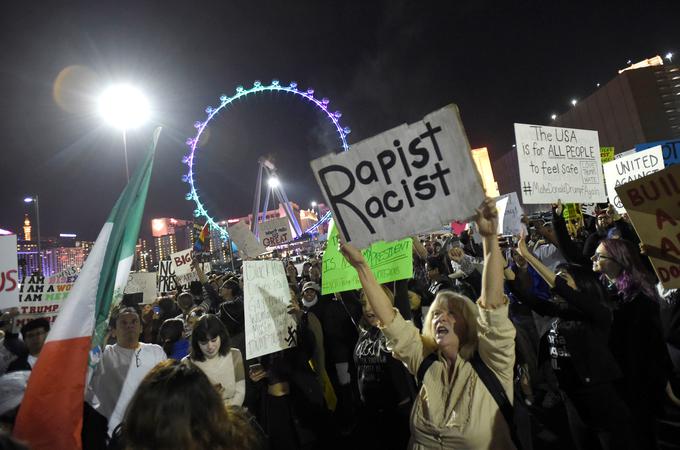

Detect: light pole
98,84,150,182
24,195,42,274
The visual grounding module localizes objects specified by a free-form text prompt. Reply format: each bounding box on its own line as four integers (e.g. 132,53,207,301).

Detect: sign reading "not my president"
310,105,485,248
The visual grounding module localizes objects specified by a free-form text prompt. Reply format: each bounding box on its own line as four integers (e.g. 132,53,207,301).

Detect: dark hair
220,278,242,297
109,305,140,329
426,256,445,273
20,318,50,339
121,360,260,450
158,318,185,358
600,239,657,302
189,281,203,297
556,263,607,305
190,315,230,361
288,283,300,299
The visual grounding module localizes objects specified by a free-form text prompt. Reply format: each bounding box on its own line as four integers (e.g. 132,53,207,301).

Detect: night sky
1,1,678,241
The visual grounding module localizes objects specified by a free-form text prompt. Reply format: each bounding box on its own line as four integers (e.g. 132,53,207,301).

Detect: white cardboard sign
124,272,158,304
514,123,606,204
0,235,19,308
603,145,664,212
259,217,291,248
243,260,298,359
229,222,267,258
496,192,524,236
310,104,485,248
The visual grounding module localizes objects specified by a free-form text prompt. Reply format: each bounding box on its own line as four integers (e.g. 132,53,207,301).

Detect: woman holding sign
340,198,518,449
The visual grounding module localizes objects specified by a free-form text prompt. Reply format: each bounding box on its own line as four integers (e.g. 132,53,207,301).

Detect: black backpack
417,352,528,450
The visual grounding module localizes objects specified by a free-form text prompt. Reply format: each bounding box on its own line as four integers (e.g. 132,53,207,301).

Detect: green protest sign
322,219,413,295
600,146,615,163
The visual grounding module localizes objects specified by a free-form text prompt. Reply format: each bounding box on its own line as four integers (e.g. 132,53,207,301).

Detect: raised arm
516,236,557,288
476,198,504,308
339,243,396,327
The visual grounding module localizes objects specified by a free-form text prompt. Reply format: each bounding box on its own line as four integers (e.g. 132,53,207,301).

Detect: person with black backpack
339,198,519,449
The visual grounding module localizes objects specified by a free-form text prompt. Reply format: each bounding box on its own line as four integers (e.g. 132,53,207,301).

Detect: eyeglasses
591,253,613,262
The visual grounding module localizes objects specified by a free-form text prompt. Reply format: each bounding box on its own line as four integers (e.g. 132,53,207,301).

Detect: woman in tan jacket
340,198,516,449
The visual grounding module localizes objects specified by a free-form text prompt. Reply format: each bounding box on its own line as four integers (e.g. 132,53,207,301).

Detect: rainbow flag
194,222,210,252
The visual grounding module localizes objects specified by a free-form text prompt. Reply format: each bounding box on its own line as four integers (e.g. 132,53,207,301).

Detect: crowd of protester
1,197,679,449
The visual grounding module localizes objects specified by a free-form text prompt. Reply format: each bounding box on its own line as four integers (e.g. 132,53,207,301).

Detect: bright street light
666,52,674,62
98,84,150,130
551,114,557,120
571,99,577,106
311,201,317,207
98,84,150,182
268,177,280,188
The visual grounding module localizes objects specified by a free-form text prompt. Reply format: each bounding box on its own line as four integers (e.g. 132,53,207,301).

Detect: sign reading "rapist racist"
310,105,485,248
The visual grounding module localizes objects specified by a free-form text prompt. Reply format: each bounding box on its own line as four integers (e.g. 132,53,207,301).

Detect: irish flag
13,128,162,450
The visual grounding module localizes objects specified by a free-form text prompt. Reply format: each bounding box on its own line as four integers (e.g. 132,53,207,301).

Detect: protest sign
310,104,485,248
615,149,636,160
321,219,412,295
13,268,79,332
157,260,174,292
259,217,291,247
0,235,19,308
615,164,680,289
229,221,267,258
243,260,298,359
170,248,197,287
496,192,524,236
635,139,680,167
603,145,664,212
124,272,158,304
600,147,615,163
514,124,606,204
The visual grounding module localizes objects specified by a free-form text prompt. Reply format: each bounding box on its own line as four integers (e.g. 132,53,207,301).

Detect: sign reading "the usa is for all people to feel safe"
310,104,485,248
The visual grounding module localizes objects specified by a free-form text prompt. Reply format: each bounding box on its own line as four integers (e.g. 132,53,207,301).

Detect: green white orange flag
13,127,162,450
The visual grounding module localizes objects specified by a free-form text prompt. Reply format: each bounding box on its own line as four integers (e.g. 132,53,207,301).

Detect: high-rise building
43,246,87,275
471,147,500,197
496,55,680,203
134,238,152,271
151,217,193,262
552,56,680,154
23,214,31,241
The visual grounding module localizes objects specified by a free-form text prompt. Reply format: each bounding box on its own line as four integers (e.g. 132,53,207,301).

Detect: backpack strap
416,352,439,388
470,352,522,450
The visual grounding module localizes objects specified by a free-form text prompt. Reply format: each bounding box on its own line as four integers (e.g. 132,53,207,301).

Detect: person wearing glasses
514,238,633,449
86,305,167,437
6,318,50,372
592,239,673,450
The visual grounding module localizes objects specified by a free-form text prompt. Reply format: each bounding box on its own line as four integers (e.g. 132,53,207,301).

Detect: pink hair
600,239,657,302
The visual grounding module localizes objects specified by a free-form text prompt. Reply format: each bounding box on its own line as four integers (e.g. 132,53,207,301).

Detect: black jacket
510,276,622,387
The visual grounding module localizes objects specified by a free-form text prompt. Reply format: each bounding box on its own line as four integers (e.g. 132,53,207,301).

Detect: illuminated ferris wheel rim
181,80,350,240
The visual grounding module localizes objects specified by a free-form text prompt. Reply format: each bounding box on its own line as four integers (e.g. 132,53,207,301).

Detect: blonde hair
422,291,478,361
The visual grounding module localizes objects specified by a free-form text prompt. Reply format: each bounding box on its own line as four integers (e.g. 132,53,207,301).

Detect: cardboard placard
514,123,606,204
321,219,413,295
310,104,485,248
124,272,158,304
229,222,267,258
243,260,298,359
496,192,524,236
259,217,291,248
603,145,664,212
13,267,79,332
0,235,19,308
615,164,680,288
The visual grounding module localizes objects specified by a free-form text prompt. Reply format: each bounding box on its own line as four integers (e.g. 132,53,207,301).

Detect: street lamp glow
551,114,557,120
571,99,577,106
268,177,280,188
666,52,674,62
311,201,317,207
98,84,150,130
24,197,34,203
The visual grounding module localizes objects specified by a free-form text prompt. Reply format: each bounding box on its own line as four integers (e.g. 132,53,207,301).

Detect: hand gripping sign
310,104,485,248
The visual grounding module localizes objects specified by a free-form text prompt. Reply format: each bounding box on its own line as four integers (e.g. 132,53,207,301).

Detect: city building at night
151,217,194,262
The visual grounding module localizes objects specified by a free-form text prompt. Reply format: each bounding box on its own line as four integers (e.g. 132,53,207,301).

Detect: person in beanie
7,318,50,372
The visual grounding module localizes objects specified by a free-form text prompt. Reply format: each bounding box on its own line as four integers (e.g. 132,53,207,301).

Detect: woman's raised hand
474,198,499,238
339,242,367,269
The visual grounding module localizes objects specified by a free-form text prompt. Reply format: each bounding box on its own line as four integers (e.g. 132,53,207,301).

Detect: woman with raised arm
340,198,516,449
